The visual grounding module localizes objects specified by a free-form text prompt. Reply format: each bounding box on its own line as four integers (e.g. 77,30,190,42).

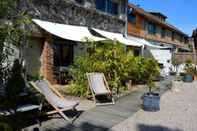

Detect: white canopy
92,28,143,47
32,19,105,42
127,36,171,49
150,49,172,64
150,49,172,76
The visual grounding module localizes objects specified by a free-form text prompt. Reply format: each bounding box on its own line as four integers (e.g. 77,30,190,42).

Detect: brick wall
41,34,55,84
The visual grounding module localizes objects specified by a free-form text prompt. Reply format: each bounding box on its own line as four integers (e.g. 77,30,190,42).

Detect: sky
129,0,197,36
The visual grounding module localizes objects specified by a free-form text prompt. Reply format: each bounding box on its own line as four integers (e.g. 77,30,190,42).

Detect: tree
0,0,31,108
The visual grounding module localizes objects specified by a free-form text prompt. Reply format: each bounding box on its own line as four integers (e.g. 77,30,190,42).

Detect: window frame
148,22,156,35
171,31,175,41
53,40,74,67
107,0,118,15
128,12,136,24
95,0,119,16
161,28,166,38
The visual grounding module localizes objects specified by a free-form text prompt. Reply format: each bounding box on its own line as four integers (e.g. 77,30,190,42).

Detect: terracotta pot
194,75,197,81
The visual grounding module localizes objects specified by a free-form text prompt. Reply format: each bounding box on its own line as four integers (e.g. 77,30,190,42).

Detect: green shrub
3,59,25,110
68,41,130,97
68,40,160,97
184,59,196,76
0,122,12,131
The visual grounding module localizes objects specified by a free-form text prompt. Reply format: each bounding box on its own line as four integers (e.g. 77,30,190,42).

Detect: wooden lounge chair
30,80,79,122
87,73,115,106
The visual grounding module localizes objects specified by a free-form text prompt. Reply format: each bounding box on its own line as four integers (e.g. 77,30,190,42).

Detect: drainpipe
124,0,128,37
191,37,197,64
141,45,145,57
123,0,128,53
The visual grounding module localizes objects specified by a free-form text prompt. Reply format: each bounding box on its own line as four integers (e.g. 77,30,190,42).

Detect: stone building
16,0,127,84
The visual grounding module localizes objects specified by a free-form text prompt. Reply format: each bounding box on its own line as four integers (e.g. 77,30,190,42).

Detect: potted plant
170,58,180,76
183,59,194,82
142,59,160,111
193,66,197,80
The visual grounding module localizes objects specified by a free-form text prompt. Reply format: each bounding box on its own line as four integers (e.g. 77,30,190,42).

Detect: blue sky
129,0,197,36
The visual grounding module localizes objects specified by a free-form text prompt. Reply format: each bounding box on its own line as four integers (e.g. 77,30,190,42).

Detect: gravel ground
112,81,197,131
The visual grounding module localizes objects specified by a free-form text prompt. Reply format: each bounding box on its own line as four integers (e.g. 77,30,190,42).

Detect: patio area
24,77,172,131
112,81,197,131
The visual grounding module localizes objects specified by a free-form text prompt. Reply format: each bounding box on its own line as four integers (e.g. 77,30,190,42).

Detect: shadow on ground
44,122,111,131
137,124,183,131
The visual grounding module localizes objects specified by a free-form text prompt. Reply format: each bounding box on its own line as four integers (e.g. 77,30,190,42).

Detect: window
95,0,106,12
161,28,166,38
128,13,136,24
53,41,73,67
172,32,175,41
184,37,188,44
76,0,83,4
142,20,148,30
166,30,171,37
95,0,118,15
148,22,156,35
120,1,126,14
180,36,183,43
107,0,118,15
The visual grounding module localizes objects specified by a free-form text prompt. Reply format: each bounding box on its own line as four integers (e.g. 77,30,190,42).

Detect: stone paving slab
112,81,197,131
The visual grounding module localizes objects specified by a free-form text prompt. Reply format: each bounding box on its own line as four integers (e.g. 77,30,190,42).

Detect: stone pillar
41,34,55,84
190,37,197,64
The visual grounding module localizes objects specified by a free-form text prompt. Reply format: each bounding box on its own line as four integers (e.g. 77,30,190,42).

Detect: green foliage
69,40,129,97
0,122,12,131
2,59,26,110
0,0,17,18
144,59,160,93
184,59,196,76
0,27,9,85
68,40,160,97
0,1,39,130
0,0,31,85
185,59,192,65
27,74,44,81
0,0,31,93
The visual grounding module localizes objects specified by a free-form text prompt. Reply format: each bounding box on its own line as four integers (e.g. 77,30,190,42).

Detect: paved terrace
25,78,172,131
112,81,197,131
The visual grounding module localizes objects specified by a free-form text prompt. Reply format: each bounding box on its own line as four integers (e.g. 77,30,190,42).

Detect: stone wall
23,37,43,77
15,0,127,84
173,52,197,64
18,0,126,33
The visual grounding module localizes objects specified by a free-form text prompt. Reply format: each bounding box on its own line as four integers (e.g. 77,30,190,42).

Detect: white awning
150,49,172,76
92,28,143,47
150,49,172,64
127,36,171,49
32,19,105,42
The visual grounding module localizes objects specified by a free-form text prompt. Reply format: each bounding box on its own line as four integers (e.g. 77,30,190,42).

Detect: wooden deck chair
30,80,79,122
87,73,115,106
